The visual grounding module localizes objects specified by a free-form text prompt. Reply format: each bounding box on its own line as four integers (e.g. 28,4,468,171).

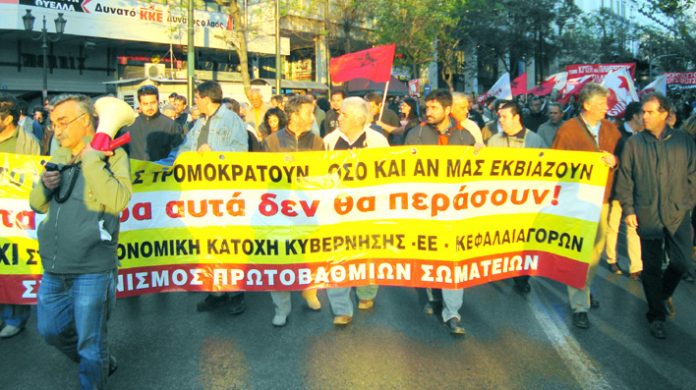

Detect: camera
44,162,59,172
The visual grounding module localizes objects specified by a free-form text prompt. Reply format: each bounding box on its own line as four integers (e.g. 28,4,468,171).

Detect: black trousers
691,208,696,246
640,216,692,323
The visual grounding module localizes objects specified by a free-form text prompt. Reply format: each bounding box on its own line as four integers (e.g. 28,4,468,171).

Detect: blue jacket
158,104,248,165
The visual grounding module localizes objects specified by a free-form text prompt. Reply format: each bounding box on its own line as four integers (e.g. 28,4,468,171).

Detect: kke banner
0,147,609,304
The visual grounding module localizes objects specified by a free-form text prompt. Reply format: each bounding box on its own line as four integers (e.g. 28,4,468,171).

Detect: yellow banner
0,146,608,303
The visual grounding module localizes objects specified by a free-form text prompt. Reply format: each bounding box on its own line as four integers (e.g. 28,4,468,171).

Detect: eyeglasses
52,112,86,130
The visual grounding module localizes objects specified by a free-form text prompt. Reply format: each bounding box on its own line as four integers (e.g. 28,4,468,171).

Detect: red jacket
552,116,622,203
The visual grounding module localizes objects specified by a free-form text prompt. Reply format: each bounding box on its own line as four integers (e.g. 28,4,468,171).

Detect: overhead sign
566,63,636,82
665,72,696,90
1,0,289,54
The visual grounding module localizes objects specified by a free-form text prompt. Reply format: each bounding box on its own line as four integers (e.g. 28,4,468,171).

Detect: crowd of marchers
0,80,695,389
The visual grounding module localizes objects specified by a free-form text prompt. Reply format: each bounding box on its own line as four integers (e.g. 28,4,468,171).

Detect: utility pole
275,0,281,93
187,0,195,105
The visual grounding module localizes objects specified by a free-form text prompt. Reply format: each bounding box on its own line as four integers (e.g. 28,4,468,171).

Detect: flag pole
378,78,391,122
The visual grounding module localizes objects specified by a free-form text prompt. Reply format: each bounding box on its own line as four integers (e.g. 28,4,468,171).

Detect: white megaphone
90,96,137,151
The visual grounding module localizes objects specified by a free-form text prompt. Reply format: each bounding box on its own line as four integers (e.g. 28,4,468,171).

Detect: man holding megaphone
29,94,133,389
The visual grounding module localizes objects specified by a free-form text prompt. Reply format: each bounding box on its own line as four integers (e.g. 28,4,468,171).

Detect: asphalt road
1,257,695,390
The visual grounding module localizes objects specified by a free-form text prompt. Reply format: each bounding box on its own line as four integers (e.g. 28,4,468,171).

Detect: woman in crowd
400,97,421,140
259,108,287,139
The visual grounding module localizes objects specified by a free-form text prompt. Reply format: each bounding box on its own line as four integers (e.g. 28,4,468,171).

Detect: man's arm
29,172,56,214
211,114,248,152
81,148,133,214
686,135,696,209
614,137,636,223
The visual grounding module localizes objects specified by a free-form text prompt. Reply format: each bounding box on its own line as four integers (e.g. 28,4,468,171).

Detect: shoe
445,318,466,335
649,321,666,339
423,302,434,316
272,314,287,327
358,299,374,310
196,293,229,312
302,290,321,311
630,272,641,281
0,324,24,338
663,297,676,318
683,271,695,283
590,294,600,309
333,315,353,326
609,263,622,275
572,312,590,329
229,294,246,315
108,354,118,377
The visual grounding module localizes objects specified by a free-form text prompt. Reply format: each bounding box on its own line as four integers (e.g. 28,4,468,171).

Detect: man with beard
121,85,183,162
0,95,41,338
404,89,475,335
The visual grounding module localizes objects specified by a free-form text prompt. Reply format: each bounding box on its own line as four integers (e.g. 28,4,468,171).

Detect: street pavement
1,256,695,389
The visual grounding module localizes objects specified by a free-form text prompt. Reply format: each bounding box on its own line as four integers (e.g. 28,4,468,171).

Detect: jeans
37,270,116,390
1,304,31,327
327,286,379,317
442,289,464,322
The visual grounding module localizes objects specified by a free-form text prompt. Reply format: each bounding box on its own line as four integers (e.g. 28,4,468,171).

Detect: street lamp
648,53,678,81
22,9,67,102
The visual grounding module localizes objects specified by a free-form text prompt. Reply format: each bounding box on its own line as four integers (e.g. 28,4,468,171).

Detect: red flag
558,75,592,105
511,73,527,96
330,44,396,83
529,72,567,96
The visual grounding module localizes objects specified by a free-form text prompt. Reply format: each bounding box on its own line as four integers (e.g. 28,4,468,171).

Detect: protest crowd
1,67,696,388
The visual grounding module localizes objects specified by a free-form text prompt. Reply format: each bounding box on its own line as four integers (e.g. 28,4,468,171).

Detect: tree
435,0,467,90
372,0,450,79
215,0,253,99
638,0,696,67
329,0,372,54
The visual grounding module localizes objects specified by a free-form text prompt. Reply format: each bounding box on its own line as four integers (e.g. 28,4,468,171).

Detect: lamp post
22,9,67,102
648,53,678,81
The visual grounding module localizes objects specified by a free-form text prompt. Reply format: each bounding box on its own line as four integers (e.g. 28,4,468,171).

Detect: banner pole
379,79,390,122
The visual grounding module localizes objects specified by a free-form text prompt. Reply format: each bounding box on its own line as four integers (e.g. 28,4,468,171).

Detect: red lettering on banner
0,252,588,304
0,209,36,230
140,7,163,22
120,202,153,222
164,195,245,219
258,193,319,218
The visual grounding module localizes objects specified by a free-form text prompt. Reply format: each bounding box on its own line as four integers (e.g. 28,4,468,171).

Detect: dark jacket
262,128,324,152
29,144,133,273
121,112,183,162
523,111,548,132
404,119,475,146
615,127,696,238
321,109,339,137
